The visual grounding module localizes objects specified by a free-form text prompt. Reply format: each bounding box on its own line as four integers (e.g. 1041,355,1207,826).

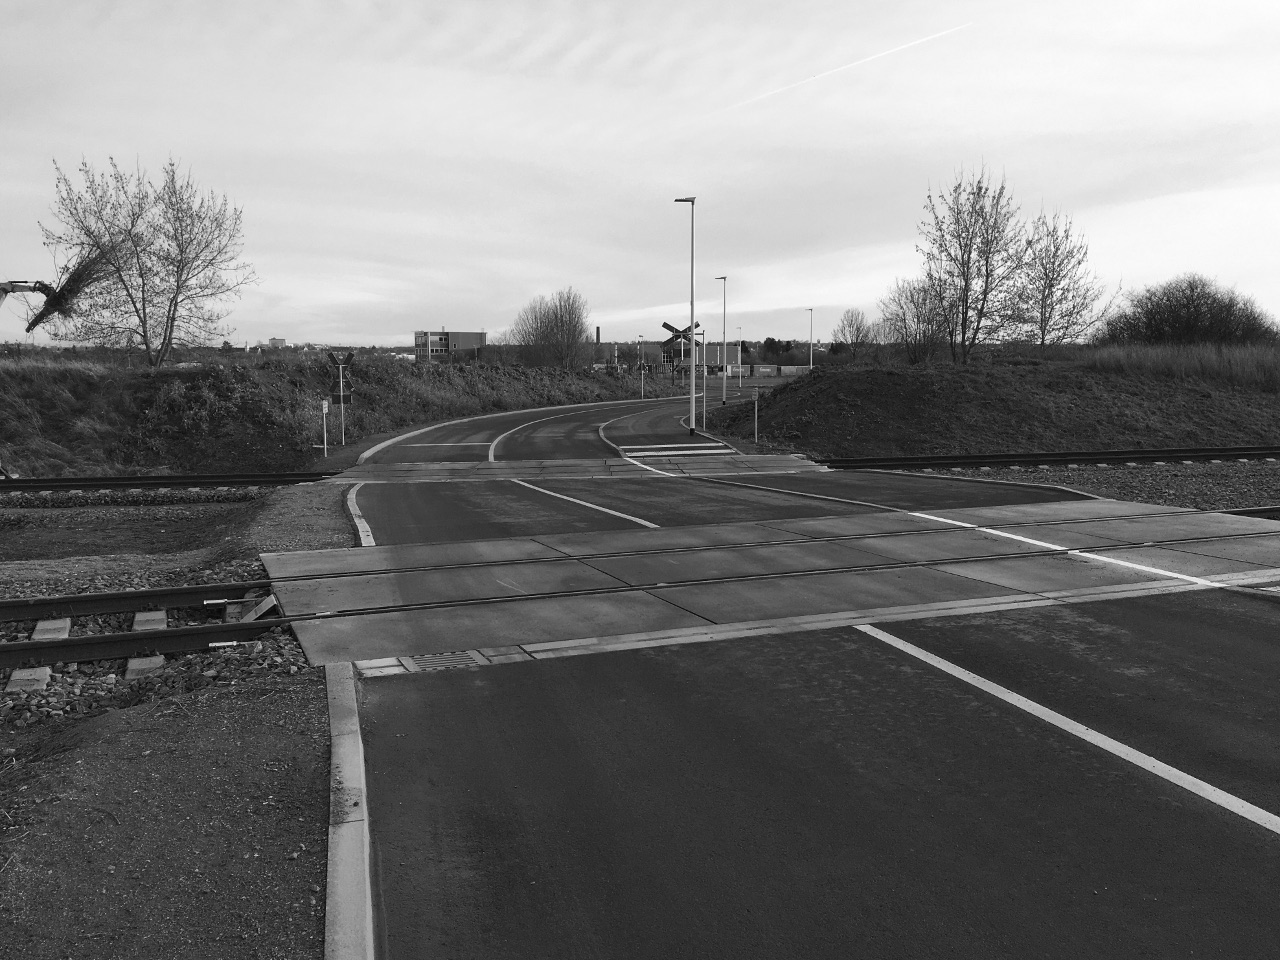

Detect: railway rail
0,471,334,492
4,503,1279,670
815,444,1280,471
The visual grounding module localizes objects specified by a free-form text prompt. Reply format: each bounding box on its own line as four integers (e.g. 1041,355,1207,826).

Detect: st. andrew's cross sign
327,351,355,406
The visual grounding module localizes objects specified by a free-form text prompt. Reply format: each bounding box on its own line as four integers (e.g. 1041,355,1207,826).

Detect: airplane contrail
727,23,971,110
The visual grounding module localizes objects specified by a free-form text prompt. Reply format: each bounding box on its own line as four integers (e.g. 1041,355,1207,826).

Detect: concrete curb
344,482,376,547
324,662,375,960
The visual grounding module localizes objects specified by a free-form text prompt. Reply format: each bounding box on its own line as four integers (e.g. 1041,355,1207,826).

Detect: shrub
1099,274,1277,346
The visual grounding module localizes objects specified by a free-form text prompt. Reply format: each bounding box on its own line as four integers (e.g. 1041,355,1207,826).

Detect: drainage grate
404,650,489,672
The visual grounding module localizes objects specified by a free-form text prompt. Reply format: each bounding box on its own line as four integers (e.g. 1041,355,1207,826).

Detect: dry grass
0,353,680,477
1084,344,1280,392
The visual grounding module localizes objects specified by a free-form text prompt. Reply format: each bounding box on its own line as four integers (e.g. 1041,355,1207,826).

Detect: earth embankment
713,359,1280,458
0,355,676,477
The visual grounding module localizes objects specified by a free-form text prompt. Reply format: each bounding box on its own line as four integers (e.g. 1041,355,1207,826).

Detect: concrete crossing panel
651,565,1012,623
293,592,709,665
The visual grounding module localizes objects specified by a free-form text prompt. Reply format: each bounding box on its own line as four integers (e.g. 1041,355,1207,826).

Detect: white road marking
358,394,680,464
402,442,492,446
622,443,727,450
510,479,659,528
346,482,376,547
489,410,581,462
855,623,1280,838
910,511,1223,588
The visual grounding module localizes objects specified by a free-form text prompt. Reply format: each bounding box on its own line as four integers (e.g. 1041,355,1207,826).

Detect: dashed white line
510,479,660,528
855,623,1280,838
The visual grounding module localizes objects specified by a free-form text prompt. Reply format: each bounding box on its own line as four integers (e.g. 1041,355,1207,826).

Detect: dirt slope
712,360,1280,458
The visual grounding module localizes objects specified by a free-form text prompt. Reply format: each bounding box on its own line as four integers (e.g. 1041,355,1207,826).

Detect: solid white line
510,479,659,528
622,443,727,450
358,395,683,464
854,623,1280,837
346,482,376,547
489,410,581,462
402,442,492,446
909,511,1222,588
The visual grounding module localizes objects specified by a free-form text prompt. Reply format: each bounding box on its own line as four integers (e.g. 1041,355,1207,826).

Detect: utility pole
675,197,696,435
808,308,814,371
716,275,728,405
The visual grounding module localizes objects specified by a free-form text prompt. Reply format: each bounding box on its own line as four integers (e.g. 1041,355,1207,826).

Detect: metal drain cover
404,650,489,672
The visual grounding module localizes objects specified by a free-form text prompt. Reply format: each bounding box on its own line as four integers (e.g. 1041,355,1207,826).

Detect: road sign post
754,387,759,446
328,351,355,446
321,399,329,458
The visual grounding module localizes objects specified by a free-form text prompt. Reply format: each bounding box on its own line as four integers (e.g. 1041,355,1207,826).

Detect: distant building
660,341,741,369
415,329,487,362
268,337,287,349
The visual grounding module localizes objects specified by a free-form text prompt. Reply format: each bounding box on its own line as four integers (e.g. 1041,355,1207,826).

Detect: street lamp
675,197,696,435
808,307,814,371
715,275,727,405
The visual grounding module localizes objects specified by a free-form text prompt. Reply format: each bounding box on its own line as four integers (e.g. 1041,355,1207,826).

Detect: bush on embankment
711,349,1280,459
0,354,677,477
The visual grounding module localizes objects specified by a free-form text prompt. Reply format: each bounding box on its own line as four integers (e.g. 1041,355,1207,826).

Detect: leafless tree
830,307,875,358
918,165,1026,362
508,286,592,369
877,277,947,364
1019,210,1110,345
38,158,255,366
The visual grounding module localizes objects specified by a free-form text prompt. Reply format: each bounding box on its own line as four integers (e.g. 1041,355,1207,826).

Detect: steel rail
4,504,1280,623
815,445,1280,471
0,581,274,622
0,472,335,492
6,534,1280,669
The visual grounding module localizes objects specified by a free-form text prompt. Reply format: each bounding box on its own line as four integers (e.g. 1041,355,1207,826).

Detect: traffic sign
328,351,355,367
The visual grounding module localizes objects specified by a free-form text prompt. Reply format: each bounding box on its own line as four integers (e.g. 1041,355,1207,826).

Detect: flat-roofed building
415,329,487,363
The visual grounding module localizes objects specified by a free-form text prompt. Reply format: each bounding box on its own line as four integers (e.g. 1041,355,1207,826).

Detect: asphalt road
312,398,1280,958
364,613,1280,959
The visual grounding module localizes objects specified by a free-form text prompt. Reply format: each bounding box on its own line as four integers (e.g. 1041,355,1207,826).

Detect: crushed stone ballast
816,445,1280,471
0,471,335,492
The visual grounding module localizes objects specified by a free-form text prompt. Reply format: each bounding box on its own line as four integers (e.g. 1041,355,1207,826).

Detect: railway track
4,503,1279,670
0,471,334,492
815,444,1280,471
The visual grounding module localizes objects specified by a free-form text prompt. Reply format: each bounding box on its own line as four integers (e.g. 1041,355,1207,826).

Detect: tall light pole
737,326,743,388
675,197,696,435
808,307,814,371
715,275,727,405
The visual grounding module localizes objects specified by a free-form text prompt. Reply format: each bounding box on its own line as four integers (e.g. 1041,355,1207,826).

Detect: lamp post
737,326,743,388
675,197,696,434
715,275,727,405
808,307,814,371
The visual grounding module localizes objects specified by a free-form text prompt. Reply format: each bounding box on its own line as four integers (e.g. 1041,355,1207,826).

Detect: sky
2,0,1278,348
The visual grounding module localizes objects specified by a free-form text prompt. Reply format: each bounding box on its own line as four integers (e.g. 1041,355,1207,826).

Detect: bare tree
1019,210,1110,345
829,307,875,358
918,166,1025,362
508,286,592,369
878,277,947,364
39,158,255,366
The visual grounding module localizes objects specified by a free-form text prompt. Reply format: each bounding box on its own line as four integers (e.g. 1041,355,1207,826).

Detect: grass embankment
713,346,1280,458
0,355,678,477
